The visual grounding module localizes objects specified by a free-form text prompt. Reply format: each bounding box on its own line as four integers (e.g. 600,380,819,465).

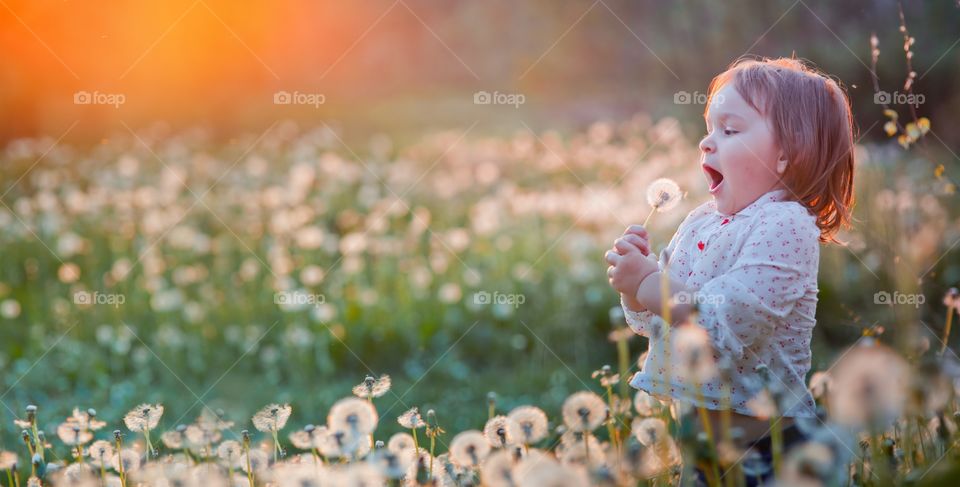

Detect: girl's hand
620,225,651,256
604,231,659,299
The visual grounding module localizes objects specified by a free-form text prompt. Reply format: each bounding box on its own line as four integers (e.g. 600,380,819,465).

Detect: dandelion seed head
112,448,141,473
328,398,378,435
827,341,909,429
241,448,269,473
513,458,587,487
252,403,292,433
449,430,490,468
646,178,682,213
287,430,313,450
483,415,522,448
561,391,607,432
671,325,717,383
558,436,604,469
216,440,243,465
185,424,221,446
352,374,391,399
162,429,184,451
507,406,548,445
87,440,114,468
57,420,93,445
633,390,661,417
71,408,106,431
479,449,515,487
632,417,667,447
396,407,425,430
386,432,415,455
0,451,17,470
123,403,164,432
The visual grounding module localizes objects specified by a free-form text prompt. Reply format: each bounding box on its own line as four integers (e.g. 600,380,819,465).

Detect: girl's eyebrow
704,111,746,128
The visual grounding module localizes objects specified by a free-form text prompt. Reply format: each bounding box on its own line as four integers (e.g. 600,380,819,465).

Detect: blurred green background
1,0,960,455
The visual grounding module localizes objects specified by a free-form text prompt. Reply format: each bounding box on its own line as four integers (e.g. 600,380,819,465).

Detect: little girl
604,57,855,482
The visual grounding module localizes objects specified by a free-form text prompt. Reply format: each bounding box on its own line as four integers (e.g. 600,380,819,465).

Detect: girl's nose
699,134,715,154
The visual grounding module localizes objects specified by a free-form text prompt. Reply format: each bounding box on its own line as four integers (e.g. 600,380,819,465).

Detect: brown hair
705,56,855,244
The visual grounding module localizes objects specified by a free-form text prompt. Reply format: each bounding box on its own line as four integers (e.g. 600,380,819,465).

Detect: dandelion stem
31,421,43,463
245,450,254,487
941,304,955,356
143,428,153,461
583,431,591,466
695,387,721,487
272,430,281,463
642,207,656,227
916,416,930,462
770,416,783,479
616,337,630,409
6,469,13,487
603,384,621,456
428,435,436,480
411,428,421,458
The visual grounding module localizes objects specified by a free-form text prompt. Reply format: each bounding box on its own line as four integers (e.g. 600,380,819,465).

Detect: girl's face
699,83,788,215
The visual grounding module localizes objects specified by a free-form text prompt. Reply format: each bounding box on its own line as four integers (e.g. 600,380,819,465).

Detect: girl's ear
776,154,789,175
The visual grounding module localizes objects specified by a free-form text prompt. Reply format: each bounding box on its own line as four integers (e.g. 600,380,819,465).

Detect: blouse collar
714,188,794,218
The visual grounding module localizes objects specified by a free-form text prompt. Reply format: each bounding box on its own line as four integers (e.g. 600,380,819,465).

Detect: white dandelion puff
449,430,491,468
827,341,909,430
483,415,522,448
122,404,163,432
111,449,141,473
251,404,292,433
56,421,93,446
643,178,682,225
352,375,392,399
507,406,549,445
397,407,426,430
387,432,416,455
328,397,379,435
561,391,607,433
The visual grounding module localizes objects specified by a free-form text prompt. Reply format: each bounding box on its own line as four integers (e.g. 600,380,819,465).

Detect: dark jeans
694,423,810,486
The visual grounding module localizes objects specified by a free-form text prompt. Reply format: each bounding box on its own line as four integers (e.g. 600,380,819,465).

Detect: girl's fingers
624,224,648,238
604,250,621,265
607,265,615,278
623,234,649,251
614,240,638,254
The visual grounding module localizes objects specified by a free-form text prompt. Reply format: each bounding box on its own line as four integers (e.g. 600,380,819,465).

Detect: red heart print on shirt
697,241,705,251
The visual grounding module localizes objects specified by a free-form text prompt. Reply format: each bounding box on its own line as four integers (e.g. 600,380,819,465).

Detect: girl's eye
723,128,738,136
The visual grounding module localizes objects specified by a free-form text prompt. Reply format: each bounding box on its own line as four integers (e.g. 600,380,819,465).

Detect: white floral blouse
622,188,820,418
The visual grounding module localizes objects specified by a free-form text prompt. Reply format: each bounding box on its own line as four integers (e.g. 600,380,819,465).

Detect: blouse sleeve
692,207,820,360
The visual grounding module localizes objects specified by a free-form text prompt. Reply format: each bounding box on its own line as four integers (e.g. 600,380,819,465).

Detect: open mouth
703,164,725,193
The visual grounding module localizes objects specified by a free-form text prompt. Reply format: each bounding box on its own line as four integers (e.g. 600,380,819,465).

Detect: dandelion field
4,0,960,486
1,110,960,485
